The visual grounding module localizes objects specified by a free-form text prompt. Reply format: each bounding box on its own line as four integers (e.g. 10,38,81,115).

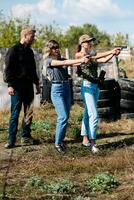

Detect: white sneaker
91,145,99,153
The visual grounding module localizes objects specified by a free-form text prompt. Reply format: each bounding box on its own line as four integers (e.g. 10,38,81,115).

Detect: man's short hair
21,27,36,37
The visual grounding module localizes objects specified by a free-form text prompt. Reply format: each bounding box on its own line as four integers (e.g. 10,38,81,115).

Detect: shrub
25,176,47,192
31,120,51,130
48,179,76,194
70,127,81,139
87,172,119,193
74,112,83,124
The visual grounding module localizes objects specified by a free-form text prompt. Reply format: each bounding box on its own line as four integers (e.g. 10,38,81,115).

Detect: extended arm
96,48,121,63
92,48,121,60
51,57,89,67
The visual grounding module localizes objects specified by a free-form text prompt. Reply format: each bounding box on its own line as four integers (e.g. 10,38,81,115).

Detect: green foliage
0,13,32,47
48,180,76,194
74,112,83,124
25,176,47,192
31,120,52,130
0,11,112,50
70,127,81,139
33,22,63,49
25,177,76,194
74,196,90,200
87,172,119,193
111,33,129,46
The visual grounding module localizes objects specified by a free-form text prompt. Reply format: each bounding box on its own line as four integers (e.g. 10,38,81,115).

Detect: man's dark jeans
8,83,34,145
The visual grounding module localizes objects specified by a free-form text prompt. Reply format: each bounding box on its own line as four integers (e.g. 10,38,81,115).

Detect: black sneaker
21,137,40,146
4,143,15,149
55,145,66,154
61,142,66,150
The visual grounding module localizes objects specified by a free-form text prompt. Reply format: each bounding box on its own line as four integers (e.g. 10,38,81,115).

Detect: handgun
114,45,127,50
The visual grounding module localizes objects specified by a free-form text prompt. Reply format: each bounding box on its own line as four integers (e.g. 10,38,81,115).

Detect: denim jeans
51,83,71,145
8,83,34,145
81,80,100,139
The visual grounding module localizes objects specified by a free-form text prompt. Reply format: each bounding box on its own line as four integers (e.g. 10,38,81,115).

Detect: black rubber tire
99,90,111,100
98,107,115,119
98,107,113,115
120,99,134,111
118,78,134,92
73,86,81,93
121,90,134,101
73,93,82,101
99,78,116,90
121,113,134,119
73,78,82,87
42,76,51,102
97,99,111,108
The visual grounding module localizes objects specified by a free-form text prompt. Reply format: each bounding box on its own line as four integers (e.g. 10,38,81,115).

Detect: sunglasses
51,46,59,50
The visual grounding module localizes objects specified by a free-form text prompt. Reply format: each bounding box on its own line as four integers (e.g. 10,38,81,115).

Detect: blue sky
1,0,134,45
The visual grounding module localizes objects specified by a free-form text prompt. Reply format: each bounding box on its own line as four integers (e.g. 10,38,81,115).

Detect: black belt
52,80,69,84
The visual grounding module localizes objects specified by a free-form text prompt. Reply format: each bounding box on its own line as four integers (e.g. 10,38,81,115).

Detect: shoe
4,143,15,149
91,145,99,153
55,145,66,154
82,141,91,147
61,142,66,150
21,137,39,146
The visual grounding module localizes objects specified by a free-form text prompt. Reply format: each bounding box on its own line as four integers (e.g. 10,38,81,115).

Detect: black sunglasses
51,46,59,50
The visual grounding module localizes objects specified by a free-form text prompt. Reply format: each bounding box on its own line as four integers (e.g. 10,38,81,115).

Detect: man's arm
4,47,16,87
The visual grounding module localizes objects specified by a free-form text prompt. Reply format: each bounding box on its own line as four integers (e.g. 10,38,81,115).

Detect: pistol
114,45,127,50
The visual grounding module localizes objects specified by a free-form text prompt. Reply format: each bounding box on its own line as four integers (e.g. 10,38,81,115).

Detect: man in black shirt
4,27,40,148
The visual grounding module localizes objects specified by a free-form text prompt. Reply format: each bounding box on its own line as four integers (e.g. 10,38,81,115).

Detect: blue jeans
51,83,71,145
81,80,100,140
8,83,34,145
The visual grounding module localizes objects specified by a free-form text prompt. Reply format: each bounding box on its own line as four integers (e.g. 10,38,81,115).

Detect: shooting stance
75,34,121,153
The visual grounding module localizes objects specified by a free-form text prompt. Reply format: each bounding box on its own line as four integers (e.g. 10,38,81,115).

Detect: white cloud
37,0,57,15
10,0,134,29
11,4,35,17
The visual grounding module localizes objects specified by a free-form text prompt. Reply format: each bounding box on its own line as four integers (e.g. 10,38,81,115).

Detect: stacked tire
41,75,51,103
98,79,121,121
118,78,134,119
73,78,82,102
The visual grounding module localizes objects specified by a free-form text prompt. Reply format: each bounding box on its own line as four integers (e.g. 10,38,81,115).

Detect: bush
25,176,47,192
48,179,76,194
31,120,51,130
87,172,119,193
70,127,81,139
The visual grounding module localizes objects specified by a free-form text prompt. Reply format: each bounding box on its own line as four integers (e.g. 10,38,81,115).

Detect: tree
111,33,129,46
0,12,32,47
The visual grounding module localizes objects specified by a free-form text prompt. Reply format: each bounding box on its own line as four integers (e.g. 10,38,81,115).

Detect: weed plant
48,179,76,194
87,171,119,193
31,119,52,130
25,176,47,192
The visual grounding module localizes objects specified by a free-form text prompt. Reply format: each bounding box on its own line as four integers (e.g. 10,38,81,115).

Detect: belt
52,80,69,84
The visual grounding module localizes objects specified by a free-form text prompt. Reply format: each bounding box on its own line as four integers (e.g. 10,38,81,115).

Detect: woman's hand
81,56,90,64
112,47,121,56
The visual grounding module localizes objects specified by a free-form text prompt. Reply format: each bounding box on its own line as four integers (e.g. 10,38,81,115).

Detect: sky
0,0,134,45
